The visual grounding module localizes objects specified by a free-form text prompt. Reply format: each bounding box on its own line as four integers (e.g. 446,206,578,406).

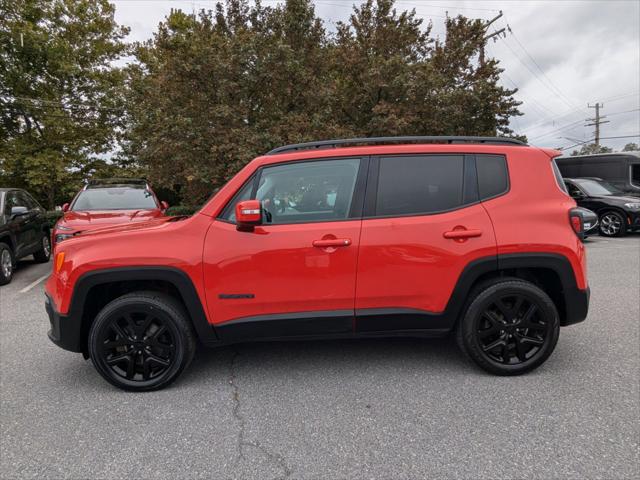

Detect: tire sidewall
88,295,191,391
459,281,560,375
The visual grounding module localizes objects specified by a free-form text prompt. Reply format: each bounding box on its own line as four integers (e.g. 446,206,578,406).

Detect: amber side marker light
55,252,65,273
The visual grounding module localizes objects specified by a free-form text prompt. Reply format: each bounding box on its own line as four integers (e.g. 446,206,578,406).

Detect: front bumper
46,294,83,352
562,286,590,326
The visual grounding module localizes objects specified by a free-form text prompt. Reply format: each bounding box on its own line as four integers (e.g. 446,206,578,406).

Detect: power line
505,22,587,115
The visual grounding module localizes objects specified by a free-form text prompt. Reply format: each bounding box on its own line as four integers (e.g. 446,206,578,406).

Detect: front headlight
624,202,640,210
55,233,74,243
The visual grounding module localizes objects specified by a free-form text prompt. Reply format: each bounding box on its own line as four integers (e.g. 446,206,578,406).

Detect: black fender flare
66,267,218,348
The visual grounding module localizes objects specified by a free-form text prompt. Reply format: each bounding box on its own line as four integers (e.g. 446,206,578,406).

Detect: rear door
355,154,498,332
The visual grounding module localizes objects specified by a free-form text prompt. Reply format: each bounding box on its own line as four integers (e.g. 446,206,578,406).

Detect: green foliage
622,143,638,152
44,210,63,229
0,0,129,208
123,0,523,205
165,205,198,216
571,143,614,156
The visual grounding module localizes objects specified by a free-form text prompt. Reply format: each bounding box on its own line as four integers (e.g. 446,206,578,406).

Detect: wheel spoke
495,299,511,321
146,352,170,367
519,335,544,346
482,338,505,353
142,356,152,380
125,355,136,379
104,338,132,349
514,337,528,362
110,322,130,341
519,304,538,327
106,353,129,365
501,342,511,363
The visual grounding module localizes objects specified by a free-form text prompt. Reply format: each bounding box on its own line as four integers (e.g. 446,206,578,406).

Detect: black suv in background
0,188,51,285
564,178,640,237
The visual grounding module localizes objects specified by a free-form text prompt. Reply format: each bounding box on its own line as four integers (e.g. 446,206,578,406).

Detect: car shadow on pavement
182,336,475,386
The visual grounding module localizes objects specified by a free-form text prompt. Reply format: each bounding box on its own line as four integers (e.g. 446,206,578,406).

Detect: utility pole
479,11,505,67
585,103,610,146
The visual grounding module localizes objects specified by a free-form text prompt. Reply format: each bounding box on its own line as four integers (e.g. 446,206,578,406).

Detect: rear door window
374,155,465,216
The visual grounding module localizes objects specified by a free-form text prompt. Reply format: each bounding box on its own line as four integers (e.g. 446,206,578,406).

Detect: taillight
569,208,585,240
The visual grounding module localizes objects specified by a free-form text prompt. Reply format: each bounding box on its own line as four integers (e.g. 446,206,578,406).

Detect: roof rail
86,178,148,186
266,136,527,155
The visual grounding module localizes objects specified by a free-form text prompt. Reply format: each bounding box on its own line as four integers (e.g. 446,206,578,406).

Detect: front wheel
456,279,560,375
33,234,51,263
88,291,196,391
0,243,14,285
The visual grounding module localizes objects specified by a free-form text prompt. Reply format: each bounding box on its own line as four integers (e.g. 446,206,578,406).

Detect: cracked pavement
1,235,639,479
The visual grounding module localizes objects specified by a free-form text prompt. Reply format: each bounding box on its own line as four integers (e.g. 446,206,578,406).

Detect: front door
203,157,366,341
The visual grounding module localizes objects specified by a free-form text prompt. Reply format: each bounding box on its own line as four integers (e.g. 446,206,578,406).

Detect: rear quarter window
551,159,568,193
476,154,508,199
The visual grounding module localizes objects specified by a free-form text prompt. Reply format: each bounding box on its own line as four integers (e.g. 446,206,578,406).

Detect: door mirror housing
10,206,28,220
62,203,70,212
235,200,262,231
571,190,584,199
160,200,169,211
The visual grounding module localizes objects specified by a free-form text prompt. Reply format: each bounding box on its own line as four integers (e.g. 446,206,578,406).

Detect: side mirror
160,201,169,211
10,206,28,220
235,200,262,231
62,203,70,212
572,191,584,199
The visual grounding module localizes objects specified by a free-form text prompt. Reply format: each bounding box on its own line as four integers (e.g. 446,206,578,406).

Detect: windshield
574,179,623,196
72,187,157,211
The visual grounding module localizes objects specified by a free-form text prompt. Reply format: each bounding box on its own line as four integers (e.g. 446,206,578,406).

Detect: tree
122,0,523,205
570,143,613,156
621,142,638,152
0,0,129,208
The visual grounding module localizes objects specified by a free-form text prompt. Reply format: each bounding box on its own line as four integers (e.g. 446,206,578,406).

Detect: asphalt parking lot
1,235,639,479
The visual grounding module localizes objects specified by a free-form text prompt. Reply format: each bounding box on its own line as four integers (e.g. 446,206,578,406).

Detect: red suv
45,137,590,391
52,178,168,245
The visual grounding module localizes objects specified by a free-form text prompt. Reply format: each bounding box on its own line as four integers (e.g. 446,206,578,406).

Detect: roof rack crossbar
267,136,526,155
86,178,148,186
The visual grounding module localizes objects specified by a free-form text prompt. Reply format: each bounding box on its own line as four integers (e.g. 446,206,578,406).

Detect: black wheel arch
449,253,588,328
64,267,218,353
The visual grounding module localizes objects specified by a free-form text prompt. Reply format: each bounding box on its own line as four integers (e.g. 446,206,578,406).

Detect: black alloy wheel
475,294,551,365
88,292,196,391
457,279,560,375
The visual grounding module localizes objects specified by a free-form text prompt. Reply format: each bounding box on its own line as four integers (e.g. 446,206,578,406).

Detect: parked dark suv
0,188,51,285
564,177,640,236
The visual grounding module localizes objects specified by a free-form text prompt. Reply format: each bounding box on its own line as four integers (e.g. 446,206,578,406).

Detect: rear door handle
312,238,352,248
443,229,482,239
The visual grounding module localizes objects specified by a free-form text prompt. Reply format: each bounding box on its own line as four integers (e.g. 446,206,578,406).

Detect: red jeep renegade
45,137,590,391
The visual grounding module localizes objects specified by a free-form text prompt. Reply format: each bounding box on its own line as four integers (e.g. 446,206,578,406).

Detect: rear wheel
88,291,196,391
599,211,626,237
456,279,560,375
0,243,14,285
33,234,51,263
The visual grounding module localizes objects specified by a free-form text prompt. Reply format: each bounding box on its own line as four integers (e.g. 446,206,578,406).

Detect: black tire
33,233,51,263
0,242,14,286
88,291,197,391
456,278,560,376
599,210,626,237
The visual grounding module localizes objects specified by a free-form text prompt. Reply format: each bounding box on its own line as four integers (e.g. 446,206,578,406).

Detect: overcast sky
110,0,640,152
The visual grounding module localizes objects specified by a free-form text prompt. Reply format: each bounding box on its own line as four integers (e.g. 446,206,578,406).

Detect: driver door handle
312,238,352,248
443,229,482,239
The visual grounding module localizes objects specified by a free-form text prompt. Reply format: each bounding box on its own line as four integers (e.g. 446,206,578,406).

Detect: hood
74,215,188,239
590,195,640,205
59,209,164,229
